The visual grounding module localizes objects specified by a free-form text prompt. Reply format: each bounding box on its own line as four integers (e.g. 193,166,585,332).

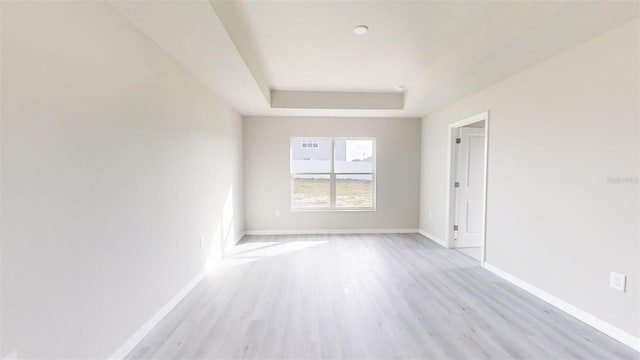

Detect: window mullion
330,138,336,209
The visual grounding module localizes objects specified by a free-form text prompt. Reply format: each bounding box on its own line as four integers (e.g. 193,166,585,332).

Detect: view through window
290,138,375,210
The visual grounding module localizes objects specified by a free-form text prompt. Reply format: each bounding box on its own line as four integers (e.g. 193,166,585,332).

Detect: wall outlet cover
609,272,626,292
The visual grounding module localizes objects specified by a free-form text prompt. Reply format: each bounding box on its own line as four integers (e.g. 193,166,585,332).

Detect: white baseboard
109,269,206,360
483,263,640,352
244,228,418,236
417,229,450,248
110,231,245,359
226,231,245,251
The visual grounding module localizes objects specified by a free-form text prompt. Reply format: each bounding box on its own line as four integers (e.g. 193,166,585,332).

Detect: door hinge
453,225,459,231
456,138,461,144
454,181,460,188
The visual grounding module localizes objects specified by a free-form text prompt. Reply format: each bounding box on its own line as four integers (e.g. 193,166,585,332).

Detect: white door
454,127,485,248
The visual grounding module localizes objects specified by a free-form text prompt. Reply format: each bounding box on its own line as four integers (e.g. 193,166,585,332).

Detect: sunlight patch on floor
207,240,327,276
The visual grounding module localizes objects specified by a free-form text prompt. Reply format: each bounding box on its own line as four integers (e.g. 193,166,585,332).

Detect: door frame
445,111,490,264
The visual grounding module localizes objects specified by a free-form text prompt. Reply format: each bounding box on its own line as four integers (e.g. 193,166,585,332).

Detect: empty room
1,1,638,359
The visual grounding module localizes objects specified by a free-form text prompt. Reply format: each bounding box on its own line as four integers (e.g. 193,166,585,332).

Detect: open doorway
446,111,489,263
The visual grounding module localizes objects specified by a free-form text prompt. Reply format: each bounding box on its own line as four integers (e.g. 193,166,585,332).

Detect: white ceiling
112,1,639,118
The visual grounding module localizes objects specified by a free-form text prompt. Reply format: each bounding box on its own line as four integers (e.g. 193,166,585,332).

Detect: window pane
291,139,331,173
292,175,330,208
336,174,373,208
334,139,373,173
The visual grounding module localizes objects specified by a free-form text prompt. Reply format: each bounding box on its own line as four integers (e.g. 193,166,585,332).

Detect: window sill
291,208,376,213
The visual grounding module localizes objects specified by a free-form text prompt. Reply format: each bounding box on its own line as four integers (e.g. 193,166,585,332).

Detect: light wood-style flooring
455,247,482,262
127,233,638,359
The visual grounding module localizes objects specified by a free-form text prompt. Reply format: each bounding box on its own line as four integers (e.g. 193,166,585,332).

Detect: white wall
1,2,243,358
420,19,639,338
244,117,421,232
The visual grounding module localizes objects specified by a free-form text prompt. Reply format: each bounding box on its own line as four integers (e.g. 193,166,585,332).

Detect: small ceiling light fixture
354,25,369,35
395,85,406,92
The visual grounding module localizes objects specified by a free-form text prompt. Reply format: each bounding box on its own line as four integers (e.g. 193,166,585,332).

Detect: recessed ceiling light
354,25,369,35
395,85,405,92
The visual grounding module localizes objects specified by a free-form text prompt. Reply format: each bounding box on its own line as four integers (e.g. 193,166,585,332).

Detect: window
300,139,319,149
291,138,375,210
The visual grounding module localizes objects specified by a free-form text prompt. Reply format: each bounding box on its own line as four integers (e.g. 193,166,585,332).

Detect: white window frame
290,137,376,212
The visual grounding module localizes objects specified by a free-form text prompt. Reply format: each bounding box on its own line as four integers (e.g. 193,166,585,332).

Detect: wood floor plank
126,233,639,359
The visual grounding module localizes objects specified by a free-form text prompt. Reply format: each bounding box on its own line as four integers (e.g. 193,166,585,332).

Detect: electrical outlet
609,272,626,292
199,236,205,249
274,210,280,217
